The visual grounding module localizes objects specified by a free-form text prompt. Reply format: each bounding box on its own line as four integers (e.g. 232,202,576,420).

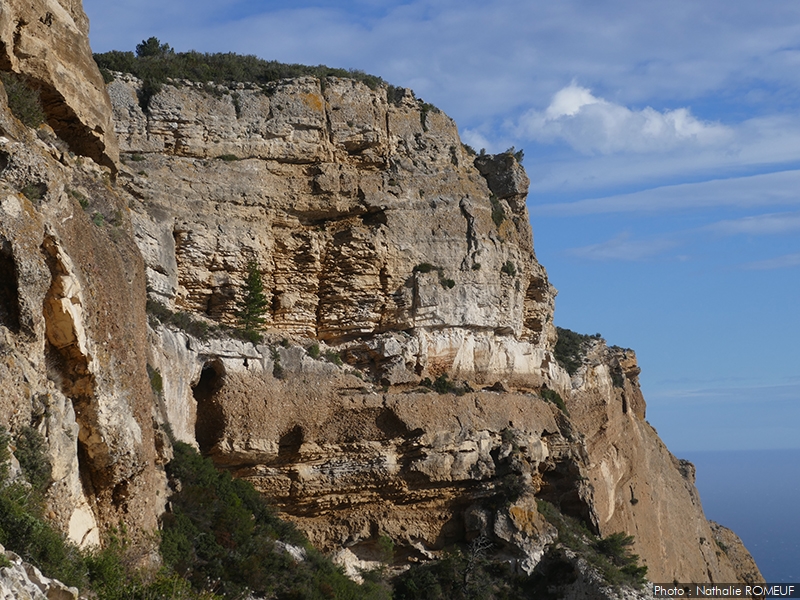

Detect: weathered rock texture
0,1,764,591
0,542,79,600
0,73,165,548
0,0,118,168
113,75,557,388
114,75,763,585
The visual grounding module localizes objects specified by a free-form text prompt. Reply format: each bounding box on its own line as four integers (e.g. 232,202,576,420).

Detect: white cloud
516,83,731,155
531,170,800,216
707,211,800,235
742,252,800,270
566,232,677,261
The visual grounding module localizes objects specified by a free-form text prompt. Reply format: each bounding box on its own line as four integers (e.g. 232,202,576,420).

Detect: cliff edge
0,4,764,595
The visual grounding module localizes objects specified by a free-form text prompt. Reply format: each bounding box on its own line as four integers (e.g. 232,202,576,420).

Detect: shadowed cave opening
538,459,596,534
279,425,304,459
0,237,21,333
193,360,226,455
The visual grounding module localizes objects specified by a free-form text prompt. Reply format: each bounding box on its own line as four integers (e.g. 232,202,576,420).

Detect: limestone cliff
0,4,165,548
0,1,764,593
109,73,759,585
0,0,118,168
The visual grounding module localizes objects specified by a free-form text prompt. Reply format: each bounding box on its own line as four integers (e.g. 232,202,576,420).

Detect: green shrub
217,153,239,162
146,299,214,340
500,261,516,277
92,212,104,227
537,500,647,588
419,101,438,132
307,342,320,359
540,388,569,416
14,427,52,494
271,347,284,379
393,543,529,600
0,427,11,484
553,327,601,376
413,262,436,274
0,72,46,129
324,350,343,366
21,182,46,202
68,188,89,209
420,374,470,396
162,442,390,599
94,39,386,93
441,278,455,289
490,195,505,227
376,534,394,563
147,365,163,396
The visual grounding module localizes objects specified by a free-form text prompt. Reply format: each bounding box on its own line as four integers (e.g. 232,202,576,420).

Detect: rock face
0,0,764,591
568,343,739,582
0,543,79,600
0,68,165,548
114,74,761,584
114,74,556,387
0,0,118,168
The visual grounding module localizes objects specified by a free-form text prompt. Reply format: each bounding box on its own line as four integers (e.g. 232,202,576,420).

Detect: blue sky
84,0,800,453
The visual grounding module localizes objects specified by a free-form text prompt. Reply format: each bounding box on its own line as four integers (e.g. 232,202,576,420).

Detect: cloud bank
516,84,731,155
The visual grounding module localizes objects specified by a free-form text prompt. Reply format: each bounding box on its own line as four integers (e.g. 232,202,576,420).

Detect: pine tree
237,260,268,340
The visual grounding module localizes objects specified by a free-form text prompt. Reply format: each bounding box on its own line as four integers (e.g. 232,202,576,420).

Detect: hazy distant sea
682,449,800,582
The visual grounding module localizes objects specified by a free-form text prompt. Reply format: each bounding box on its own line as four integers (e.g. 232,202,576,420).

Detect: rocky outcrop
0,543,79,600
566,342,741,582
0,78,165,547
113,74,557,388
709,522,764,586
0,0,118,168
0,1,764,591
113,74,762,584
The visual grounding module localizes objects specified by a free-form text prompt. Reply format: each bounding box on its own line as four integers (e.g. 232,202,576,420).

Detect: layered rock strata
0,0,118,168
0,71,165,547
112,74,557,387
116,75,761,583
0,2,764,590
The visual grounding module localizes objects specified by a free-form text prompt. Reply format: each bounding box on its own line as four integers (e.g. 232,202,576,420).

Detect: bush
490,195,505,227
271,347,284,379
147,365,163,396
68,188,89,209
307,343,320,359
0,72,46,129
553,327,601,376
540,388,569,416
324,350,343,366
162,442,390,599
146,299,214,340
420,374,470,396
20,182,47,202
14,427,52,494
94,39,386,94
500,261,516,277
537,500,647,588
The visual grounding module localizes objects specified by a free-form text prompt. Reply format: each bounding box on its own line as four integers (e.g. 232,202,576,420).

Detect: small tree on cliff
237,260,269,341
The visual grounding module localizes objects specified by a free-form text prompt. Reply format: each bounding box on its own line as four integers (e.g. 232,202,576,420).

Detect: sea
681,449,800,582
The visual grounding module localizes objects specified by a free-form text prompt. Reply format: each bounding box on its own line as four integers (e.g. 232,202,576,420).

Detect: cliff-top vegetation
554,327,602,376
94,37,386,91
